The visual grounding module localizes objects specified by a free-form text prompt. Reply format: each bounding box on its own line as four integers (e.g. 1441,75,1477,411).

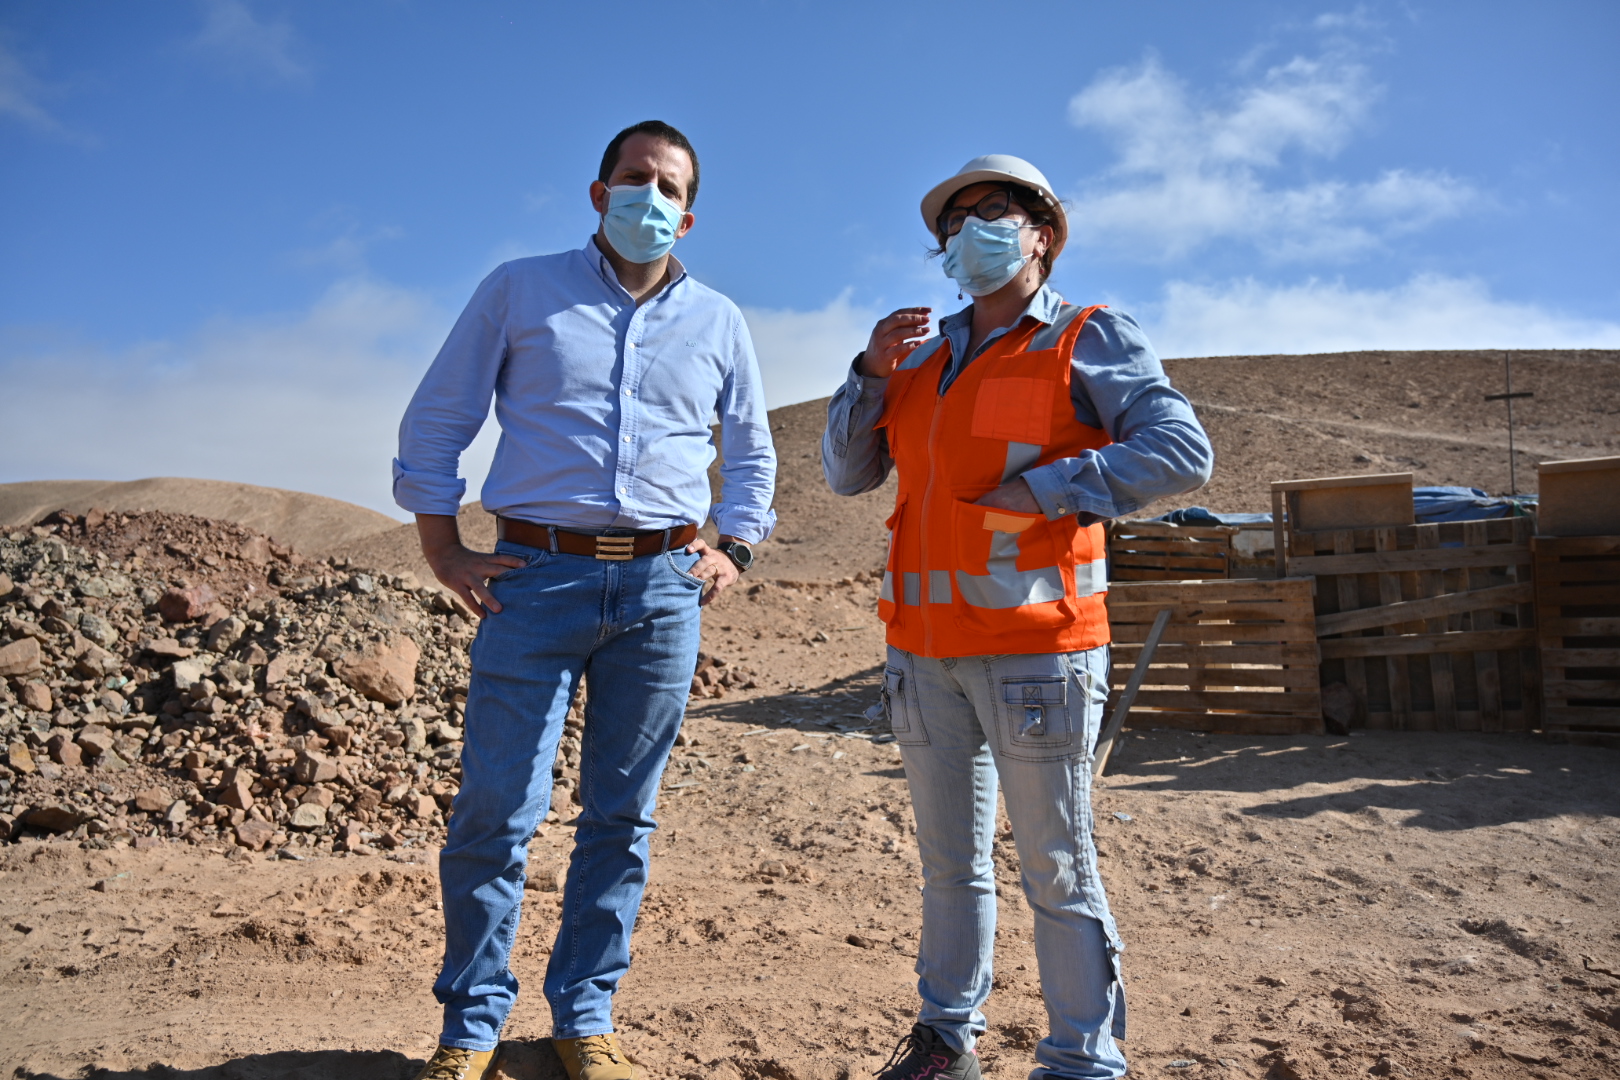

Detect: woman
821,156,1214,1080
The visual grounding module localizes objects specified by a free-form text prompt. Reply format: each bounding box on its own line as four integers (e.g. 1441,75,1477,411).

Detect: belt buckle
594,535,636,561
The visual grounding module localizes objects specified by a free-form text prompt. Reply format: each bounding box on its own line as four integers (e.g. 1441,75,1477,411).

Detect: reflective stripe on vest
873,302,1114,658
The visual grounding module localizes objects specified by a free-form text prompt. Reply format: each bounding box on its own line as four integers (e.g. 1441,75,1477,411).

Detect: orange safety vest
875,303,1112,658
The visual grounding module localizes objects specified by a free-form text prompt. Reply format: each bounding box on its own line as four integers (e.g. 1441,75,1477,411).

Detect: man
823,156,1213,1080
394,120,776,1080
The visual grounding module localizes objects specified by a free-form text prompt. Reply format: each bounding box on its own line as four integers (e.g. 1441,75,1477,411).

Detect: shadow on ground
687,664,886,733
1103,729,1620,831
17,1039,569,1080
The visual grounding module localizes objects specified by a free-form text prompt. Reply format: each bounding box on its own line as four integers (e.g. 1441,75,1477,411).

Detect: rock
292,750,338,785
7,742,37,775
76,725,116,758
526,867,566,892
19,682,52,712
347,573,376,594
398,715,427,753
146,637,195,660
299,786,335,809
264,652,298,686
289,803,327,830
0,637,43,677
45,734,81,767
846,933,877,949
78,612,117,647
235,819,276,850
73,644,120,679
406,792,438,820
239,536,271,565
333,635,421,705
338,820,367,851
133,788,171,813
428,720,463,745
0,572,12,597
217,769,255,812
760,860,788,878
164,800,190,825
242,642,269,666
97,748,130,772
23,804,85,833
158,584,218,623
206,616,246,653
171,659,208,693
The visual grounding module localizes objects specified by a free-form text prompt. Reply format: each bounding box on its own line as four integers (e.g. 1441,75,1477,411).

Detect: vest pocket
877,494,908,626
970,376,1055,445
948,498,1075,632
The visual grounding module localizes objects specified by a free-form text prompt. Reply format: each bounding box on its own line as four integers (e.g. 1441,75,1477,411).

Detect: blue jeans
433,539,705,1050
885,645,1128,1080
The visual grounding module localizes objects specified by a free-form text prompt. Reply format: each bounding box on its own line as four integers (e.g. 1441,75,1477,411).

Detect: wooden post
1093,608,1173,779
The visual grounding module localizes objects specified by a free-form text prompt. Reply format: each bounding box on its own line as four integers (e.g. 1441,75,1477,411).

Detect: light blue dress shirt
394,239,777,544
822,286,1213,520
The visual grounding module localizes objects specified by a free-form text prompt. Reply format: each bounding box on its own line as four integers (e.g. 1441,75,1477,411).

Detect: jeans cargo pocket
882,664,928,746
995,672,1077,760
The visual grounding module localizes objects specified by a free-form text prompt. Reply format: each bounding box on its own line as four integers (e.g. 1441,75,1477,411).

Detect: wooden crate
1294,516,1539,731
1533,534,1620,736
1537,457,1620,537
1271,472,1414,576
1107,519,1236,582
1106,578,1323,735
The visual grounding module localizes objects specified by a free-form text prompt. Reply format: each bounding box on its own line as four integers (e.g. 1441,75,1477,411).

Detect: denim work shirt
394,239,777,543
822,286,1213,521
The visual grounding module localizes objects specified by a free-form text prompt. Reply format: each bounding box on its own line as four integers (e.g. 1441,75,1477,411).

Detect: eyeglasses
937,187,1032,239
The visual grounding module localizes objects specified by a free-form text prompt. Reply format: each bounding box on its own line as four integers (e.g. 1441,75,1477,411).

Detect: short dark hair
598,120,701,209
929,181,1062,282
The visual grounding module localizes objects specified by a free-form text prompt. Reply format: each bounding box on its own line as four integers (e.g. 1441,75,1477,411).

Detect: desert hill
4,348,1614,587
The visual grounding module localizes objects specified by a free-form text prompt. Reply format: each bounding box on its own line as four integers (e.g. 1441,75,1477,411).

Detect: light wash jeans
433,537,705,1051
884,645,1128,1080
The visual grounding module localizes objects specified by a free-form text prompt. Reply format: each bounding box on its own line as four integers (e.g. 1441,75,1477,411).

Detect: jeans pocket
665,550,707,588
882,664,928,746
490,540,549,582
996,669,1077,760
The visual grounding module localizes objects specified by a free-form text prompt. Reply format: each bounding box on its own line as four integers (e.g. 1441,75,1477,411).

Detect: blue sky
3,1,1617,518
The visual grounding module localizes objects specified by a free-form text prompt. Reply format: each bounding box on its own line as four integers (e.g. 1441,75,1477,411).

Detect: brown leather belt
496,518,698,561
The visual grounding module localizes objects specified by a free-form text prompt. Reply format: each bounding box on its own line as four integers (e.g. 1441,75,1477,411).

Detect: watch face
725,542,754,569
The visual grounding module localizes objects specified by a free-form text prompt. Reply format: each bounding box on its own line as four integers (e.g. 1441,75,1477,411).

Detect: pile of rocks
0,509,605,858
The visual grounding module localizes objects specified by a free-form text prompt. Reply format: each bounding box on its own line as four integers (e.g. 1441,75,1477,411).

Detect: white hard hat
920,155,1068,261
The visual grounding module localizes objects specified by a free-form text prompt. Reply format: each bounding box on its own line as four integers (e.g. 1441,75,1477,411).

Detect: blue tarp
1155,488,1537,528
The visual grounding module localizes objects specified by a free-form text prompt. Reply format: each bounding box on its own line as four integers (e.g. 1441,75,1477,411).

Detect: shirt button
623,435,631,443
619,487,628,494
628,342,637,349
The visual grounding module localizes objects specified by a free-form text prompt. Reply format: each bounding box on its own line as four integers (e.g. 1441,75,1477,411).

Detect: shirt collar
938,283,1065,353
584,235,688,298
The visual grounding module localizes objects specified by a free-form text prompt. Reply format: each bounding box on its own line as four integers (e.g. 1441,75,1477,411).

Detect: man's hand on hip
415,514,524,618
685,536,742,607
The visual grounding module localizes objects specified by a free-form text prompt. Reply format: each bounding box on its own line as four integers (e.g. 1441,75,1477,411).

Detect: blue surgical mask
601,182,686,264
942,217,1031,297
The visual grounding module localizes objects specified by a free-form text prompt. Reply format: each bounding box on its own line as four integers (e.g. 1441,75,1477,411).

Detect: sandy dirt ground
4,575,1618,1080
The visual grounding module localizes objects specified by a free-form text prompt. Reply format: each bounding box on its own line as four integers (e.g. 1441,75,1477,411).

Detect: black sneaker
876,1023,981,1080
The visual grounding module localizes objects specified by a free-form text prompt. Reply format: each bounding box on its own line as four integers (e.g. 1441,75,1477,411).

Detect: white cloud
742,291,881,409
1067,48,1476,262
1144,274,1620,357
0,36,84,141
190,0,309,85
0,278,493,520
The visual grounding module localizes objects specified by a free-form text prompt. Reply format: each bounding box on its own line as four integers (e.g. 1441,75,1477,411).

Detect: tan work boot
414,1045,499,1080
553,1033,637,1080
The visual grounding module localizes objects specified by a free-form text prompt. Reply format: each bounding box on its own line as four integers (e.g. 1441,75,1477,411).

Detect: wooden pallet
1533,534,1620,735
1105,578,1323,735
1107,519,1236,582
1294,516,1539,731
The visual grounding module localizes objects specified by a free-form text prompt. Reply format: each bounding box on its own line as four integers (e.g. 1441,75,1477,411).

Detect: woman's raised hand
858,307,932,379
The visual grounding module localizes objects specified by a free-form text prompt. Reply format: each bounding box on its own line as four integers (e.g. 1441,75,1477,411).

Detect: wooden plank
1112,521,1237,540
1418,526,1457,730
1465,521,1503,732
1510,517,1541,732
1532,535,1620,557
1272,487,1287,577
1272,471,1414,492
1313,581,1534,636
1318,628,1538,659
1111,666,1322,690
1109,537,1231,555
1113,555,1231,572
1108,578,1314,603
1533,584,1620,606
1332,531,1370,728
1119,709,1323,735
1111,567,1214,582
1109,642,1322,666
1542,648,1620,667
1543,705,1620,728
1112,622,1318,644
1110,601,1318,625
1543,678,1620,697
1537,616,1620,636
1374,529,1414,730
1290,546,1531,576
1131,689,1321,713
1529,561,1620,584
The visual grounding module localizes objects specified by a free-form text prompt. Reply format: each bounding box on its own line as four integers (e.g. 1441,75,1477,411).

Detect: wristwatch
716,541,754,572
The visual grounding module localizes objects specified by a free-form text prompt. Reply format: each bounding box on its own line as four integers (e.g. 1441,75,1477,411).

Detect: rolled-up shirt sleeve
392,265,510,517
822,355,894,496
710,312,779,543
1020,309,1214,521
